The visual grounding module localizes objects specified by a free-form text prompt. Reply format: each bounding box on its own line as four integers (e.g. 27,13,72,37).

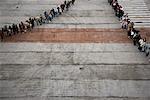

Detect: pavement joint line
1,78,150,81
0,96,148,99
43,23,120,25
0,63,149,66
1,63,150,66
0,51,141,53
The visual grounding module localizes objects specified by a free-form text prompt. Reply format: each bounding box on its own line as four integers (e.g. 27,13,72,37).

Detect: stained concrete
0,0,150,100
0,43,150,100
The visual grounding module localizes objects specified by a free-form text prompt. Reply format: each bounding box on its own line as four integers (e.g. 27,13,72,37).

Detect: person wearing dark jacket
57,6,61,15
15,24,19,33
4,25,9,36
64,0,67,5
12,24,16,35
66,1,71,11
29,18,34,29
72,0,75,5
21,21,25,32
0,28,4,41
60,4,65,12
19,23,23,33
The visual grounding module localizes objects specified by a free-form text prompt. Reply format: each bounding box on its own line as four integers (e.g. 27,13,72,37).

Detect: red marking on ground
2,28,150,43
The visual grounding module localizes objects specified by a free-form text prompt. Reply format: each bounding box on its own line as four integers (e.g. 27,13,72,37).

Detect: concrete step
0,43,140,52
0,10,116,17
1,64,150,80
0,42,149,100
0,0,150,100
0,80,150,98
0,52,148,65
0,43,149,65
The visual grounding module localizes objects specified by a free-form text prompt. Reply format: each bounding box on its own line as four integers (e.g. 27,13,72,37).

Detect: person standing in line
44,11,47,18
31,18,35,29
127,21,134,38
64,0,67,6
145,43,150,57
40,14,44,24
4,25,9,36
15,24,19,33
19,23,23,33
52,8,56,17
21,21,25,32
48,13,52,22
54,8,59,17
57,6,61,15
12,24,16,35
44,11,49,21
50,9,54,18
66,1,70,11
8,26,12,36
72,0,75,5
60,3,65,12
0,28,4,41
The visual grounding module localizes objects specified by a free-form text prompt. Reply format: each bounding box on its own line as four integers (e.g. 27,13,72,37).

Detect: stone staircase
0,43,150,100
0,0,120,29
118,0,150,28
0,0,150,100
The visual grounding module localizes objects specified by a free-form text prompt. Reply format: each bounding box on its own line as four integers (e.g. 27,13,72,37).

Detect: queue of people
108,0,150,57
0,0,76,41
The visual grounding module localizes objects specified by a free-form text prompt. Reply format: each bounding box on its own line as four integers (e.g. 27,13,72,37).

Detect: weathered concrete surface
0,43,150,100
0,0,150,100
1,64,150,80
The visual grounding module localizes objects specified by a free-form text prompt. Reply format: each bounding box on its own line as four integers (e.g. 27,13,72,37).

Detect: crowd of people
108,0,150,57
0,0,76,41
